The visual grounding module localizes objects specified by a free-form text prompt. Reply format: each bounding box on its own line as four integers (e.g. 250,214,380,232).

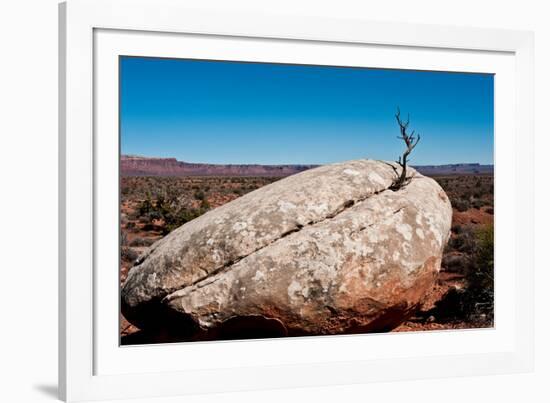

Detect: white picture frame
59,0,534,401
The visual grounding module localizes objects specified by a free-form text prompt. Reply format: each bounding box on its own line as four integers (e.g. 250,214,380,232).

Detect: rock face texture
121,160,452,340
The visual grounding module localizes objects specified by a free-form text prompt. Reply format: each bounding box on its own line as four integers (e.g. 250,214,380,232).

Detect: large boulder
121,160,452,339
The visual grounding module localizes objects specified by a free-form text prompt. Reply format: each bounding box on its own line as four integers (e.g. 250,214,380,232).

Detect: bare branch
411,134,421,150
390,108,421,191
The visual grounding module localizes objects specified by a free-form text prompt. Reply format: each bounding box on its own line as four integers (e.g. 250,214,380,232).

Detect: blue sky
120,57,493,165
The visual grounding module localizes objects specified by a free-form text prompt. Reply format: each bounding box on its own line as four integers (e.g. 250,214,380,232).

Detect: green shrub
453,198,470,212
434,225,494,324
472,199,485,209
163,207,206,234
448,226,476,253
138,196,153,216
463,225,494,321
451,224,463,234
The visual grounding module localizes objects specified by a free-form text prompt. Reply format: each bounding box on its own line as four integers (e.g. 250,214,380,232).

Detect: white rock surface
121,160,452,337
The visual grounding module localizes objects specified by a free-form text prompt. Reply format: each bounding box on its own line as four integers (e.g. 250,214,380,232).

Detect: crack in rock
181,187,395,291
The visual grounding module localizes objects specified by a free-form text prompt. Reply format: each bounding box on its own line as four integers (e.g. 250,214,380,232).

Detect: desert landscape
118,57,494,345
119,156,494,344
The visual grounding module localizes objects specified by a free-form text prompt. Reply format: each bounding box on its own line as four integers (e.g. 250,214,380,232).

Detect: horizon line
121,154,494,167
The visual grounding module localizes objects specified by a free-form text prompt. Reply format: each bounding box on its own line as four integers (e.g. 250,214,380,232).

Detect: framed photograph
59,0,534,401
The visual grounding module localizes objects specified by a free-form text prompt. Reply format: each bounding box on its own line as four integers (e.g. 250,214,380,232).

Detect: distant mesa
120,155,317,177
120,155,493,177
414,163,493,176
